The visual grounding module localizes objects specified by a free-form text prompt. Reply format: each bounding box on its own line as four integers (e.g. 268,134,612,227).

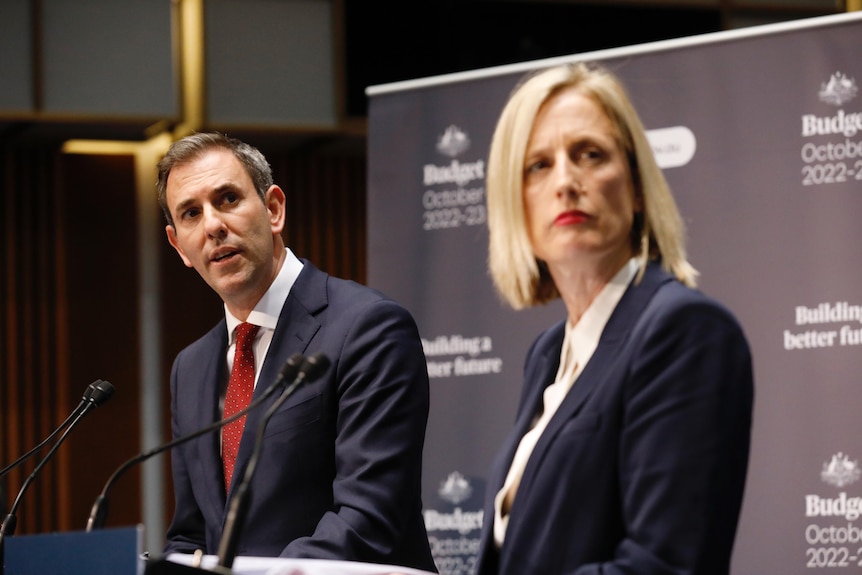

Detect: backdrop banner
367,12,862,574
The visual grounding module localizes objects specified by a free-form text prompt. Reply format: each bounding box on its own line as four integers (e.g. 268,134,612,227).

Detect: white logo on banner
803,453,862,566
646,126,697,169
439,471,473,505
424,471,484,574
819,72,859,107
436,125,471,157
822,453,862,488
422,126,487,231
799,71,862,188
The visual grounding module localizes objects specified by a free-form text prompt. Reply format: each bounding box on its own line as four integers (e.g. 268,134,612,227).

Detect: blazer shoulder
292,259,404,315
174,319,227,364
650,279,745,327
634,280,752,363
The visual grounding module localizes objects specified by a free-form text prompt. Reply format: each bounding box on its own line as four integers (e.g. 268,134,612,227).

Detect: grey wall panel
0,0,33,113
205,0,335,127
42,0,176,118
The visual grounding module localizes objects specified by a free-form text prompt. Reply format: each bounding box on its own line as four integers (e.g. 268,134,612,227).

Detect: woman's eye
525,159,548,174
578,147,604,163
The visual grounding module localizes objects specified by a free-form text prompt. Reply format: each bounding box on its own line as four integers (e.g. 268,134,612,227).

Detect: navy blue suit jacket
163,260,437,572
475,263,754,575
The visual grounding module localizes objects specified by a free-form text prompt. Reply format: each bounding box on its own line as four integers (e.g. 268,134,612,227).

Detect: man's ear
266,185,287,235
166,225,194,268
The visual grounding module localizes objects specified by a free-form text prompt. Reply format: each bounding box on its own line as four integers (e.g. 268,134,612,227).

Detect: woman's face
523,87,640,275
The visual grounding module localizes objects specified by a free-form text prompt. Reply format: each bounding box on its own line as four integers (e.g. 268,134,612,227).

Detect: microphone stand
215,353,331,571
0,381,115,575
0,380,108,479
86,354,304,533
139,354,309,575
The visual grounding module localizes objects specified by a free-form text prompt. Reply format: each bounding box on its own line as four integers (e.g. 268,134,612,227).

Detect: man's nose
202,206,227,238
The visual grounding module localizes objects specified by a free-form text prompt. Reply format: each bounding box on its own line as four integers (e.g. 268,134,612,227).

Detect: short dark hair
157,132,273,226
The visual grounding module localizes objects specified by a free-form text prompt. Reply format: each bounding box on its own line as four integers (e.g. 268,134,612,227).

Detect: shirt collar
565,257,638,366
225,248,304,342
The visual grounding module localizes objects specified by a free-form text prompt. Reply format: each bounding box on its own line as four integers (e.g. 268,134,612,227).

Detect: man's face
164,148,285,315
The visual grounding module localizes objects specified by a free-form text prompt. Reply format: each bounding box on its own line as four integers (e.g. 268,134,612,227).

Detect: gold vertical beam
848,0,862,12
175,0,205,136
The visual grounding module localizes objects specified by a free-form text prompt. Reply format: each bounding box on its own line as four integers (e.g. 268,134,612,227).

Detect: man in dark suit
156,132,436,572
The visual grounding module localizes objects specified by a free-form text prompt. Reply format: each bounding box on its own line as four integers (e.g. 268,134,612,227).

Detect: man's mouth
212,250,239,262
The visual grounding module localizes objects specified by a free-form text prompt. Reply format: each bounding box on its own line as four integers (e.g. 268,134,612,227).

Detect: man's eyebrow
173,197,197,216
172,183,239,215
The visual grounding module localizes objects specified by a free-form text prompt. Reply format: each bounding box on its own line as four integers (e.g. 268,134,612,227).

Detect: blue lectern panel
4,526,142,575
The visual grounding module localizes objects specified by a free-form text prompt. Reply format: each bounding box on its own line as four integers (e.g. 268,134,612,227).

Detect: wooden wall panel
60,153,141,532
0,147,143,535
275,152,368,284
1,145,71,534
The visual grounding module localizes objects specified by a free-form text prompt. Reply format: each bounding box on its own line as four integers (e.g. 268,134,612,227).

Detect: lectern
3,525,142,575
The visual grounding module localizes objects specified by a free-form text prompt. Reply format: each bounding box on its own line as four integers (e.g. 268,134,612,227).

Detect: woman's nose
553,159,582,198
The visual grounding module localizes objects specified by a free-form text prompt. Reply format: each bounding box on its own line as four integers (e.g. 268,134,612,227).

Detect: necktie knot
235,322,259,351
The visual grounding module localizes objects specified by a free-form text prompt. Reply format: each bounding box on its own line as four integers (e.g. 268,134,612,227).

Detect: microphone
86,353,305,533
215,352,331,571
0,379,112,479
0,380,115,541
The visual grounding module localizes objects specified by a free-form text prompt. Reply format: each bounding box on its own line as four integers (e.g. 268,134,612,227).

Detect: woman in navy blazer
474,63,754,575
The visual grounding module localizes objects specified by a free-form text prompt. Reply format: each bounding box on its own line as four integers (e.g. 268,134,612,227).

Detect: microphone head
87,380,116,407
81,379,103,402
278,353,305,383
300,353,331,383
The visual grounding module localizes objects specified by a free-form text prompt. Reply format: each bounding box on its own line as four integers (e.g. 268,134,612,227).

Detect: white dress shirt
224,247,304,387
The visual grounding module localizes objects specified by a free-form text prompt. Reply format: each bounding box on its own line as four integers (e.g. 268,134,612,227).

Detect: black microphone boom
86,353,305,533
215,352,331,571
0,379,113,479
0,380,115,541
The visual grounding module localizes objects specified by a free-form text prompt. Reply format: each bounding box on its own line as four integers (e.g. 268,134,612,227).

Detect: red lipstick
554,210,588,226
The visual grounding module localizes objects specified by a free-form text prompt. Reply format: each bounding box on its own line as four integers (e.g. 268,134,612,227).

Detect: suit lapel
193,323,231,512
516,326,565,438
487,322,564,501
516,263,673,494
227,261,327,498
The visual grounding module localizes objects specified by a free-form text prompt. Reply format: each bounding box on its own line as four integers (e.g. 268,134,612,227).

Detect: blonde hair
486,61,698,310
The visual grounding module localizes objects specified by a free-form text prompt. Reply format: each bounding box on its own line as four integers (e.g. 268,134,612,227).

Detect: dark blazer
475,263,754,575
163,260,437,572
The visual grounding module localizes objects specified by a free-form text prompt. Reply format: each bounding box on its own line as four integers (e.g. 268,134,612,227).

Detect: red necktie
222,322,259,492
